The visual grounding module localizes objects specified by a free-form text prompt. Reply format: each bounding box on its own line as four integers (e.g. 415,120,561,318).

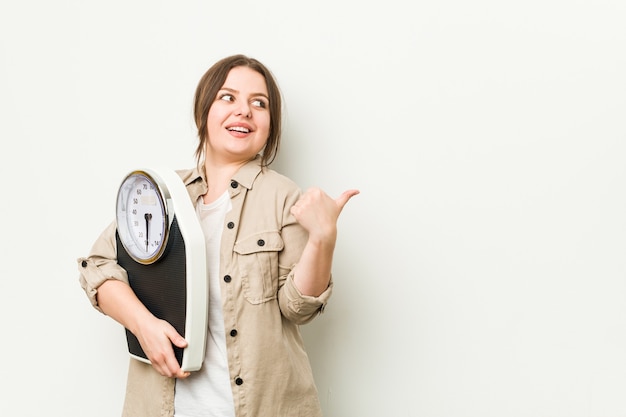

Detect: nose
235,101,252,118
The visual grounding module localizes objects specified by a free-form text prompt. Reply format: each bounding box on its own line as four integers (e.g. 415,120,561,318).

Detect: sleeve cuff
77,257,128,313
281,273,333,320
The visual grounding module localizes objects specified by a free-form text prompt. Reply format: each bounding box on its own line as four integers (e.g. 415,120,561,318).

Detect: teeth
229,126,250,133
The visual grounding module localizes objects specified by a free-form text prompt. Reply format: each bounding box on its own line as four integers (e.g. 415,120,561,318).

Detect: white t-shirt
174,191,235,417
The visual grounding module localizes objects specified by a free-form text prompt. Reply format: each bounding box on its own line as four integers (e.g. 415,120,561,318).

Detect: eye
251,98,267,108
219,93,234,102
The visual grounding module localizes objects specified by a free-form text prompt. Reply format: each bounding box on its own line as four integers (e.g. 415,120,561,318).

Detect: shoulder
174,166,205,203
255,167,301,196
174,166,203,185
259,167,299,188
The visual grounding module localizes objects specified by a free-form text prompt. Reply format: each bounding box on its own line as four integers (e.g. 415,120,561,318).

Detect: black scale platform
116,217,187,366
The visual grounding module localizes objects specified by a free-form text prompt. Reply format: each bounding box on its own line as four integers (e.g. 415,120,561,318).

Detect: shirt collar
231,155,263,190
183,154,263,192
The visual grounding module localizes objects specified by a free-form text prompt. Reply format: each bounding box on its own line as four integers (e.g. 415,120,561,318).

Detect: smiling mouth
228,126,250,133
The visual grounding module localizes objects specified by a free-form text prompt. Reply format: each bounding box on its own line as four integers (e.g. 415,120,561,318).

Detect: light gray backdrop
1,1,625,416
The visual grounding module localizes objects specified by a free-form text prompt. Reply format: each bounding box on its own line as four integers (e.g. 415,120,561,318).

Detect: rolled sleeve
279,271,333,324
77,221,128,313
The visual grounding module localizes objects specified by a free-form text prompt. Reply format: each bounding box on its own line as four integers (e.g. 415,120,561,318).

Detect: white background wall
1,1,625,416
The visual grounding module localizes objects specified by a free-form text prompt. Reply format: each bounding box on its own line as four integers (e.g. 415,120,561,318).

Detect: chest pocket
234,231,284,304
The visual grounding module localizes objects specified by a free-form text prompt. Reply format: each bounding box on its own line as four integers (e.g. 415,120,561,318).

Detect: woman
78,54,358,417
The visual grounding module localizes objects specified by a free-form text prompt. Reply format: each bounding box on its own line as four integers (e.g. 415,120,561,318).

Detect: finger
170,333,188,349
335,189,360,210
164,324,188,348
155,342,187,378
163,354,183,378
166,331,189,377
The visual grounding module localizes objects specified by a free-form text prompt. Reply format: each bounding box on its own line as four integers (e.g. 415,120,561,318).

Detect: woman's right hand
96,279,190,379
134,315,190,379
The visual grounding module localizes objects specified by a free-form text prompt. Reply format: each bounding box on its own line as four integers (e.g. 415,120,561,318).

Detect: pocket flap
234,231,284,255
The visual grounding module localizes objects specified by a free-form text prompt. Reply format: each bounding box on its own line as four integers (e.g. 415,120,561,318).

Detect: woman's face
205,66,271,164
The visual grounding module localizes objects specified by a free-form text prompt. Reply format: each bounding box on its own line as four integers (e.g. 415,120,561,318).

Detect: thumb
335,189,360,211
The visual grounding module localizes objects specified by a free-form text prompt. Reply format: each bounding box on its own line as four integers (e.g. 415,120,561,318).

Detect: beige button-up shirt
78,156,331,417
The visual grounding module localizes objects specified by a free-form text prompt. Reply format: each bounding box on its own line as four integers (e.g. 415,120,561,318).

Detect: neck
203,158,246,204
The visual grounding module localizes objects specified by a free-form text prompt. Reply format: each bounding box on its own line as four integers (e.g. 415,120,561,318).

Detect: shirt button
257,239,265,246
223,275,232,283
230,329,238,337
235,377,243,386
230,180,238,189
227,222,235,229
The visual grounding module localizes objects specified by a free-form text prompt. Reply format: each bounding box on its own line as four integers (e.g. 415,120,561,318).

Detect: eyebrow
220,87,269,100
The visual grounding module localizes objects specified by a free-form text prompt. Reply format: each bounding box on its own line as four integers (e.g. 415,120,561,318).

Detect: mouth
227,125,251,134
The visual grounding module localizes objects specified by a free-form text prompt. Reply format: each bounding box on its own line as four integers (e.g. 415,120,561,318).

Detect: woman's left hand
290,187,360,243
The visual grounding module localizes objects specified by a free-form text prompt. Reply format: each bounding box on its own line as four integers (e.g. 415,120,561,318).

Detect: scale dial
116,170,170,264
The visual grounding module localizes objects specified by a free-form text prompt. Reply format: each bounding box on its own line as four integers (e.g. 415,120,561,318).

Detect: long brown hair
193,54,282,167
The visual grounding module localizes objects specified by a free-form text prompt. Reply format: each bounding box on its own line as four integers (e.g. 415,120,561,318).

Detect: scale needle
144,213,152,252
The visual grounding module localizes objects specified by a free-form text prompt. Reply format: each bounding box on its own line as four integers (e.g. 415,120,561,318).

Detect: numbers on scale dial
126,175,165,258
